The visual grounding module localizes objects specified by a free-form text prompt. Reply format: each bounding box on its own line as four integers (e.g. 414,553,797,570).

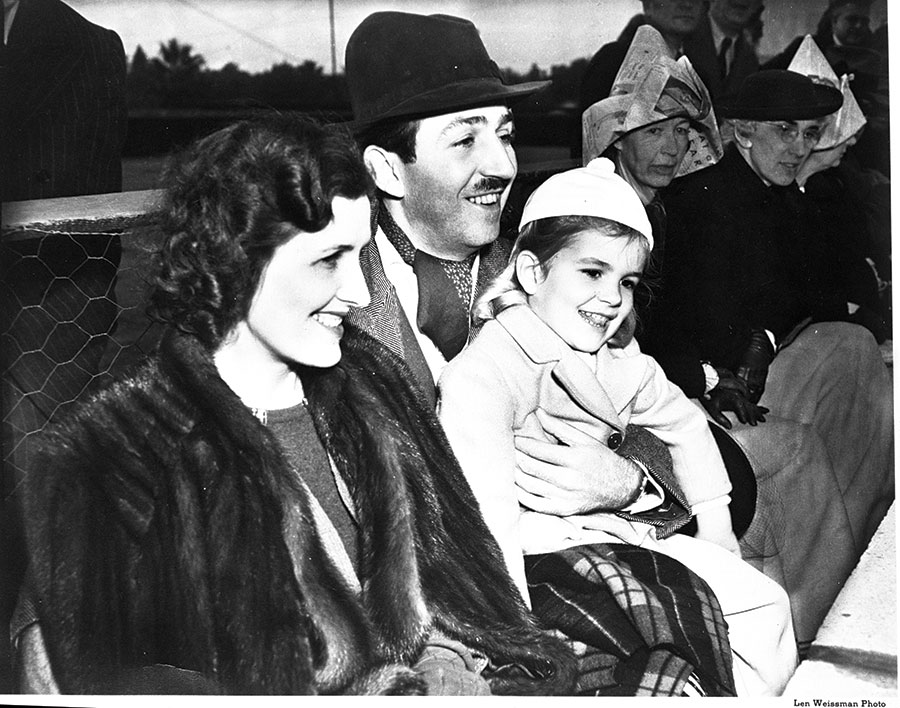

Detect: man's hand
513,410,644,516
701,368,769,429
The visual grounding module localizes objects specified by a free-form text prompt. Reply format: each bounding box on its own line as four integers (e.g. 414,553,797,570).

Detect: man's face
615,117,691,195
643,0,705,39
744,119,827,186
709,0,764,34
394,105,516,260
832,3,871,46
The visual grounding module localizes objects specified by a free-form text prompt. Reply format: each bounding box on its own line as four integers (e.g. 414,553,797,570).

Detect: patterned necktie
379,207,476,360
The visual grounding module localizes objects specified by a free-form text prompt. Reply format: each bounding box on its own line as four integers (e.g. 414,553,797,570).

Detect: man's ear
363,145,406,199
515,250,544,296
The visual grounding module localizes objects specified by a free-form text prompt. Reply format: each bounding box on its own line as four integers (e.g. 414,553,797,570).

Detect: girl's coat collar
494,304,647,435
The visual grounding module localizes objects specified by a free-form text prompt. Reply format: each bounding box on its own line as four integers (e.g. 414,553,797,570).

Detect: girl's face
524,229,646,354
240,196,372,369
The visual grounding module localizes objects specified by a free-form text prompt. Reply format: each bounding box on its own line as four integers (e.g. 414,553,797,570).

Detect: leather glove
413,642,491,696
735,329,774,404
701,368,769,429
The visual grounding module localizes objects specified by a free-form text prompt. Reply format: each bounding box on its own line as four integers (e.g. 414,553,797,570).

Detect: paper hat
581,25,722,178
787,35,867,149
519,158,653,249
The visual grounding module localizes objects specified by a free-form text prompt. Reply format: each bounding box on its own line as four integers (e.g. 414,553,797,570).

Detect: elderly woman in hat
581,26,724,356
654,69,894,645
583,26,722,261
12,115,577,695
582,25,762,537
789,35,889,344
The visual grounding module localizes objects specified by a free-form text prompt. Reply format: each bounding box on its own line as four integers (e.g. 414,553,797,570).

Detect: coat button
607,431,623,450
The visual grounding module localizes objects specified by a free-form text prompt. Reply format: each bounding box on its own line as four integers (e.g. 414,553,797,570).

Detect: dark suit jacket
683,16,759,104
1,0,127,464
646,145,845,378
579,14,643,116
1,0,127,201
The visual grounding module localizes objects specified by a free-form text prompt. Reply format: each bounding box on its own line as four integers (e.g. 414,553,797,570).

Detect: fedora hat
345,12,550,126
717,70,843,121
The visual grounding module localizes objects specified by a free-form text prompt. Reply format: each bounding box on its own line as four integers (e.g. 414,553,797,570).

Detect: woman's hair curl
149,115,372,348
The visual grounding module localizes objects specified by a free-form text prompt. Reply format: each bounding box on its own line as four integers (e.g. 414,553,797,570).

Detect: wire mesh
1,225,165,500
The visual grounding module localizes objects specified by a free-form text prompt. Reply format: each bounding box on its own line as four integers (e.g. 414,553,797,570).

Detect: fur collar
24,327,576,695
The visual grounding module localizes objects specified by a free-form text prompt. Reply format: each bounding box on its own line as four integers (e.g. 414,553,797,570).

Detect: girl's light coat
438,304,731,601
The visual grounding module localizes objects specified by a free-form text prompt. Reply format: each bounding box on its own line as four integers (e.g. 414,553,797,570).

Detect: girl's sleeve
628,354,732,509
437,359,531,606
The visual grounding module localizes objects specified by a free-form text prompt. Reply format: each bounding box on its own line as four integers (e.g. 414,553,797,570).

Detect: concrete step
784,503,897,697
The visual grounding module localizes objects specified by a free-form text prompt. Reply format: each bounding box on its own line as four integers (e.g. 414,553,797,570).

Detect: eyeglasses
760,121,824,147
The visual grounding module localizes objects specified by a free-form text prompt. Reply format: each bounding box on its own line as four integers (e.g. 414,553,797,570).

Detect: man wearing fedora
344,11,662,519
344,12,538,391
656,69,894,605
342,13,804,697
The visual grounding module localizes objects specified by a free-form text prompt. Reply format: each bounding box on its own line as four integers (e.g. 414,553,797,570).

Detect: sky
68,0,889,74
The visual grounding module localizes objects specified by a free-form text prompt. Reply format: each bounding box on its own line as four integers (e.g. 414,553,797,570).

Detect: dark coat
579,13,759,115
579,14,643,116
22,327,576,695
646,144,846,376
1,0,127,201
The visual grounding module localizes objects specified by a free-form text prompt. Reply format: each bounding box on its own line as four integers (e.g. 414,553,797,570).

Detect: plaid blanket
525,543,736,697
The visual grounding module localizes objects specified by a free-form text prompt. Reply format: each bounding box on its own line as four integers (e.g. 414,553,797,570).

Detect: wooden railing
2,189,162,238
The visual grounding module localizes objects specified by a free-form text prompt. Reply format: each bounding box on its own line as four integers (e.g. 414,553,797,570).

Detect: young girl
437,158,797,696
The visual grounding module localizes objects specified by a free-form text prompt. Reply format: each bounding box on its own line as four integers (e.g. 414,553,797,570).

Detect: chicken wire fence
1,224,165,498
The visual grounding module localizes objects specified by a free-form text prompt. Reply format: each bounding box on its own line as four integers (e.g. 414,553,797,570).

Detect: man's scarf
379,206,476,360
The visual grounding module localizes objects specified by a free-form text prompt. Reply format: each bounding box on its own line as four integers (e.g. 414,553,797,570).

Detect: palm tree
153,39,206,79
151,39,207,107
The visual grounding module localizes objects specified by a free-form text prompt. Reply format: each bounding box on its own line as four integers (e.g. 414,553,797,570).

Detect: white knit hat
518,157,654,249
788,35,866,149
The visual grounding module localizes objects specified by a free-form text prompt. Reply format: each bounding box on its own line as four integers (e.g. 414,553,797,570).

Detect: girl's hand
693,506,742,557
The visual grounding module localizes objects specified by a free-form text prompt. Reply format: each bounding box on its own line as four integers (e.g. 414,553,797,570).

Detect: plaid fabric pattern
525,543,736,697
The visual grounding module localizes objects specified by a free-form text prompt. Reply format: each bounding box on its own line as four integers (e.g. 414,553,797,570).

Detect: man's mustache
471,177,511,194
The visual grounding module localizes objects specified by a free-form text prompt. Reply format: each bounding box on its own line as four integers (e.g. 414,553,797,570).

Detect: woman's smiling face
524,229,647,354
240,195,372,369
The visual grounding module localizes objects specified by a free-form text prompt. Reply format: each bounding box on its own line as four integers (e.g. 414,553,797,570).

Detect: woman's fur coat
22,326,576,695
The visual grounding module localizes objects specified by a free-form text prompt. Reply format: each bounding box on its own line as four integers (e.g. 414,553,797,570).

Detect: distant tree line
126,39,589,114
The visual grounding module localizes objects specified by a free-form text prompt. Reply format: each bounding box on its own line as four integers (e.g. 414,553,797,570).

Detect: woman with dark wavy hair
14,115,576,696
